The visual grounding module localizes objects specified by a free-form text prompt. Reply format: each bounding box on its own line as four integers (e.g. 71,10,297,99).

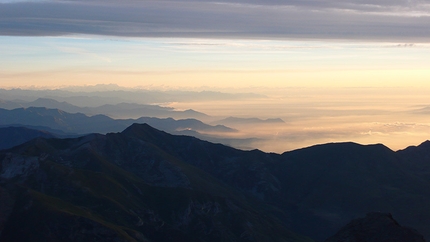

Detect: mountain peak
121,123,170,141
325,212,426,242
283,141,392,157
418,140,430,148
399,140,430,152
123,122,153,131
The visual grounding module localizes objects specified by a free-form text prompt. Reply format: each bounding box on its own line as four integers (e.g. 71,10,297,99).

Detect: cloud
1,0,430,41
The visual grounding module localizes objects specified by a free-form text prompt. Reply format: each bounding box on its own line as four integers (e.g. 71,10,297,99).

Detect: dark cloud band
1,1,429,41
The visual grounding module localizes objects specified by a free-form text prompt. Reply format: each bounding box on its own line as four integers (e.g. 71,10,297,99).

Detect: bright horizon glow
1,35,430,153
1,36,430,89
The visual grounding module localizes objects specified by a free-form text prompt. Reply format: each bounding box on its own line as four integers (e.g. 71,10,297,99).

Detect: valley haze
0,86,429,153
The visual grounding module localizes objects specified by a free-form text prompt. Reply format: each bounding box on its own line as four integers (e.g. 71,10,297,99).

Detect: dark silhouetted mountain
0,107,234,135
0,98,210,120
1,123,429,241
121,133,430,241
274,142,430,241
0,124,310,242
0,127,56,150
214,117,285,126
324,212,425,242
397,140,430,182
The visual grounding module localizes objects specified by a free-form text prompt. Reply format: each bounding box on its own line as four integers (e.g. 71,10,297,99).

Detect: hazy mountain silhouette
94,103,209,119
28,98,83,113
0,107,118,134
0,99,24,109
0,88,265,106
0,98,209,120
0,107,234,135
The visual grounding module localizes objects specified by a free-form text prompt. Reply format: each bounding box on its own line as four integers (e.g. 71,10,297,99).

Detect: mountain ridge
1,123,429,241
0,107,234,135
0,123,310,242
0,97,209,120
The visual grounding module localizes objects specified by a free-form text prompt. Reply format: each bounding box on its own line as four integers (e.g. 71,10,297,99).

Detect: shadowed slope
0,126,56,150
276,142,430,241
0,124,311,242
1,123,430,241
121,125,430,241
325,212,425,242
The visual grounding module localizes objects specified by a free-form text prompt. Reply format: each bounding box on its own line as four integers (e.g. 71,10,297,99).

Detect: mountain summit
0,123,309,242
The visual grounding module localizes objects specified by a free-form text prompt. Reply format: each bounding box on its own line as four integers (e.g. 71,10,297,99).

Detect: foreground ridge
0,123,429,241
0,123,309,242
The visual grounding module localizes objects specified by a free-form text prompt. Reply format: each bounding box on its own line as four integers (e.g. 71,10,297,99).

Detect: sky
1,0,430,40
1,0,430,151
1,0,430,89
1,36,430,89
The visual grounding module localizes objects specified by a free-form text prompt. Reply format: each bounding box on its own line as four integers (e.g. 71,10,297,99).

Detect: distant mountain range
0,107,234,136
0,126,56,150
0,98,209,120
0,123,429,241
0,97,288,148
0,88,265,106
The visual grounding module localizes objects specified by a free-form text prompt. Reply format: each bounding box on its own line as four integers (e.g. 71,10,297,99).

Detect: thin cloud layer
1,0,430,41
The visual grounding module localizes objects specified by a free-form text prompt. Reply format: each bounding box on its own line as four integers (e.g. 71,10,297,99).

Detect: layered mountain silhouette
0,127,56,150
0,123,429,241
0,88,265,107
0,98,209,120
0,107,234,135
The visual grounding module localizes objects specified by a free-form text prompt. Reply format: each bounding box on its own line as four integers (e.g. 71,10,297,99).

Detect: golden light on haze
2,69,430,90
1,36,430,153
2,37,430,89
170,86,430,153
